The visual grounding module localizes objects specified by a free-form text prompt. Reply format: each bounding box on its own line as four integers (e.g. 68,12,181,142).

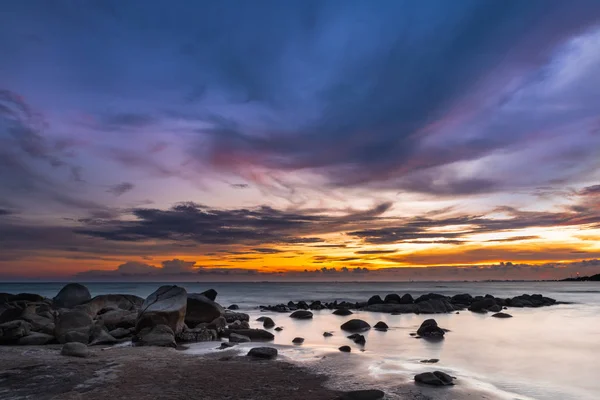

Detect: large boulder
89,323,118,345
468,298,497,313
18,332,55,345
341,319,371,332
367,295,384,306
400,294,414,304
262,317,275,329
416,319,445,339
247,347,277,359
373,321,388,331
136,286,187,334
133,324,176,347
53,283,91,309
78,294,144,316
19,304,55,335
0,320,32,343
223,311,250,323
417,298,455,313
97,309,137,331
289,310,313,319
109,327,134,339
185,293,224,328
229,333,251,343
414,371,455,386
200,289,218,301
55,310,93,344
61,342,90,358
222,329,274,341
384,294,401,304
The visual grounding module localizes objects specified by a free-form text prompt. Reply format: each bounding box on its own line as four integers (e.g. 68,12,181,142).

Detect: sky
1,0,600,281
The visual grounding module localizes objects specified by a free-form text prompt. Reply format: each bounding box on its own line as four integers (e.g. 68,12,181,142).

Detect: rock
0,320,32,343
339,389,385,400
61,342,90,358
230,333,251,343
228,304,239,310
223,311,250,323
367,295,384,306
414,371,455,386
19,305,55,335
185,293,224,328
333,309,353,316
247,347,278,359
323,332,333,337
339,345,351,352
274,327,283,331
53,283,91,309
373,321,388,331
451,293,473,305
218,342,236,349
256,316,267,322
292,337,304,344
78,294,144,317
97,310,137,331
353,334,366,345
109,327,134,339
341,319,371,332
417,298,456,314
223,329,274,341
420,359,439,363
200,289,218,301
133,324,176,347
18,332,55,345
137,286,187,334
89,324,118,345
468,298,497,313
492,312,513,318
55,310,93,344
176,326,217,343
400,294,414,304
262,317,275,329
416,319,445,339
289,310,313,319
384,294,402,304
5,293,47,303
361,303,418,314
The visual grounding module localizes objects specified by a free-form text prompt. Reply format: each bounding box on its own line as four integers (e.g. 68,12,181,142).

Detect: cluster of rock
262,292,558,315
0,283,255,350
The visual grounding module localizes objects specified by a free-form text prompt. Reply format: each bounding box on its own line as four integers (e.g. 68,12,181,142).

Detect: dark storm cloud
106,182,135,196
355,250,397,255
0,209,12,216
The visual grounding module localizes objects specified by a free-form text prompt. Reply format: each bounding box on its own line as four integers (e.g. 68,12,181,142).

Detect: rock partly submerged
338,389,385,400
341,319,371,332
416,319,446,339
247,347,278,360
414,371,455,386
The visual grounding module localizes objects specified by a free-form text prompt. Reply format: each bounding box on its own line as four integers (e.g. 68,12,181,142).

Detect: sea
1,281,599,400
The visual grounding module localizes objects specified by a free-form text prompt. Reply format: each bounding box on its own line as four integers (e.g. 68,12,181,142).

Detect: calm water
2,281,599,400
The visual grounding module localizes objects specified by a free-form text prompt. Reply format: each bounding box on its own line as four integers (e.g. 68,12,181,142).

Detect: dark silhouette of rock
492,312,513,318
338,389,385,400
275,327,283,331
367,295,384,306
55,310,93,344
133,324,176,347
290,310,313,319
61,342,90,358
78,294,144,317
97,309,137,331
109,327,134,339
323,331,333,337
414,371,455,386
53,283,91,309
384,294,401,304
247,347,278,359
292,337,304,344
468,298,497,313
218,342,236,349
341,319,371,332
200,289,218,301
185,293,224,328
256,316,267,321
400,294,414,304
420,359,439,363
229,333,251,343
373,321,388,331
353,334,366,345
223,329,274,341
227,304,239,310
333,309,353,316
262,317,275,328
416,319,445,339
339,345,351,352
137,286,187,334
17,332,54,345
224,311,250,323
